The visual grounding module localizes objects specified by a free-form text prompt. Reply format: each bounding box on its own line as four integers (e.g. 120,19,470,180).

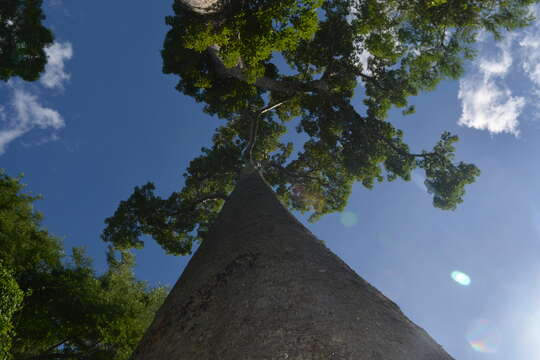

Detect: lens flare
451,270,471,286
466,319,501,353
340,211,358,227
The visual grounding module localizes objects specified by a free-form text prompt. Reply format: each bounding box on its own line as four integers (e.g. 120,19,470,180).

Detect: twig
242,100,290,166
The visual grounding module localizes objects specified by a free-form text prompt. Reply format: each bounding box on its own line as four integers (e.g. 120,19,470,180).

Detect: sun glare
340,211,358,227
451,270,471,286
466,319,501,353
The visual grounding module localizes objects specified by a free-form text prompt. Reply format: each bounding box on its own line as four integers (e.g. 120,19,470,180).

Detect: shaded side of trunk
131,169,454,360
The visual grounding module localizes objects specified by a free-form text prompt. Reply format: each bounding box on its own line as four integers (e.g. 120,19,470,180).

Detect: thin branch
22,339,102,360
207,43,448,164
324,99,447,162
242,100,290,166
188,193,229,210
375,131,447,162
259,100,289,114
42,338,72,356
247,111,259,166
207,46,300,95
266,161,331,188
22,353,79,360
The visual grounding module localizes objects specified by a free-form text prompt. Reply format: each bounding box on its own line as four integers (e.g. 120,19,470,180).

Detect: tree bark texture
131,169,454,360
179,0,245,14
178,0,222,14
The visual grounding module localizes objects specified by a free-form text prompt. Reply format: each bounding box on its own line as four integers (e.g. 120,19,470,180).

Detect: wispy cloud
40,42,73,89
519,6,540,96
412,171,429,193
0,40,73,155
456,4,540,135
458,37,525,135
519,36,540,88
458,77,525,135
0,88,65,154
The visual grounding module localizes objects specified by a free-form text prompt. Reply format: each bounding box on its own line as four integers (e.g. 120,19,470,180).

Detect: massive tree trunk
130,168,454,359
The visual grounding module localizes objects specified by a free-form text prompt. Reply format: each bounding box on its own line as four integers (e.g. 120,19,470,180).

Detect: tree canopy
103,0,538,256
0,171,168,360
0,0,54,81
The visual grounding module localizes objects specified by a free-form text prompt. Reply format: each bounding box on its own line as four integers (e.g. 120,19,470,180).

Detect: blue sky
2,1,540,359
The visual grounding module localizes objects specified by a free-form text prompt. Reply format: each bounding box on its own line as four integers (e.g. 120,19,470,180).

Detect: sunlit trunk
178,0,225,14
131,168,454,359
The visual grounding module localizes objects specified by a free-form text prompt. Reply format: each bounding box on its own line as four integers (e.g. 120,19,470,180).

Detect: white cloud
40,42,73,89
458,38,525,135
13,89,64,129
519,6,540,94
0,129,26,155
520,36,540,87
0,40,73,154
412,171,428,193
458,76,525,135
0,88,65,154
478,43,513,77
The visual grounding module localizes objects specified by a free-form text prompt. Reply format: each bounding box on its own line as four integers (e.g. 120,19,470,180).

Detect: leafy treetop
0,171,168,360
103,0,536,255
0,264,24,360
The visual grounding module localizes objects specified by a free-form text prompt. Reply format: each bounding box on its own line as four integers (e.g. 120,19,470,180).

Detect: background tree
0,264,24,360
103,0,537,256
0,171,168,360
0,0,54,81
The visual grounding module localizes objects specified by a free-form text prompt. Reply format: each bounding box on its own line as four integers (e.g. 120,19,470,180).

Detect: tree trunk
131,169,454,360
178,0,227,14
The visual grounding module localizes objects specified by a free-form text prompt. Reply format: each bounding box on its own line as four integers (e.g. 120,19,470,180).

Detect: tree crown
103,0,535,255
0,171,168,360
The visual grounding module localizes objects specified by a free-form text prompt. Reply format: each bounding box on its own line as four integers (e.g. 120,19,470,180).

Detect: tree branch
266,161,331,188
374,131,448,162
21,339,102,360
206,46,332,96
208,43,448,164
242,100,290,165
187,193,229,211
22,353,83,360
42,338,72,356
207,46,299,95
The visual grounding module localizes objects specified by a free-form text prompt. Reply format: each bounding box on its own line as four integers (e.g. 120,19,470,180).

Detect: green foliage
0,170,62,273
0,0,54,81
168,0,322,82
419,132,481,210
103,112,288,254
0,172,168,360
104,0,537,255
0,263,24,360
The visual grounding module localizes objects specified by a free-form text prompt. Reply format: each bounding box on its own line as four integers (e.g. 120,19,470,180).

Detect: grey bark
178,0,223,14
206,46,331,97
131,168,454,360
180,1,332,96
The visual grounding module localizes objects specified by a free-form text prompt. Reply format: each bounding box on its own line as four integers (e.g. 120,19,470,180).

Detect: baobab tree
102,0,538,358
